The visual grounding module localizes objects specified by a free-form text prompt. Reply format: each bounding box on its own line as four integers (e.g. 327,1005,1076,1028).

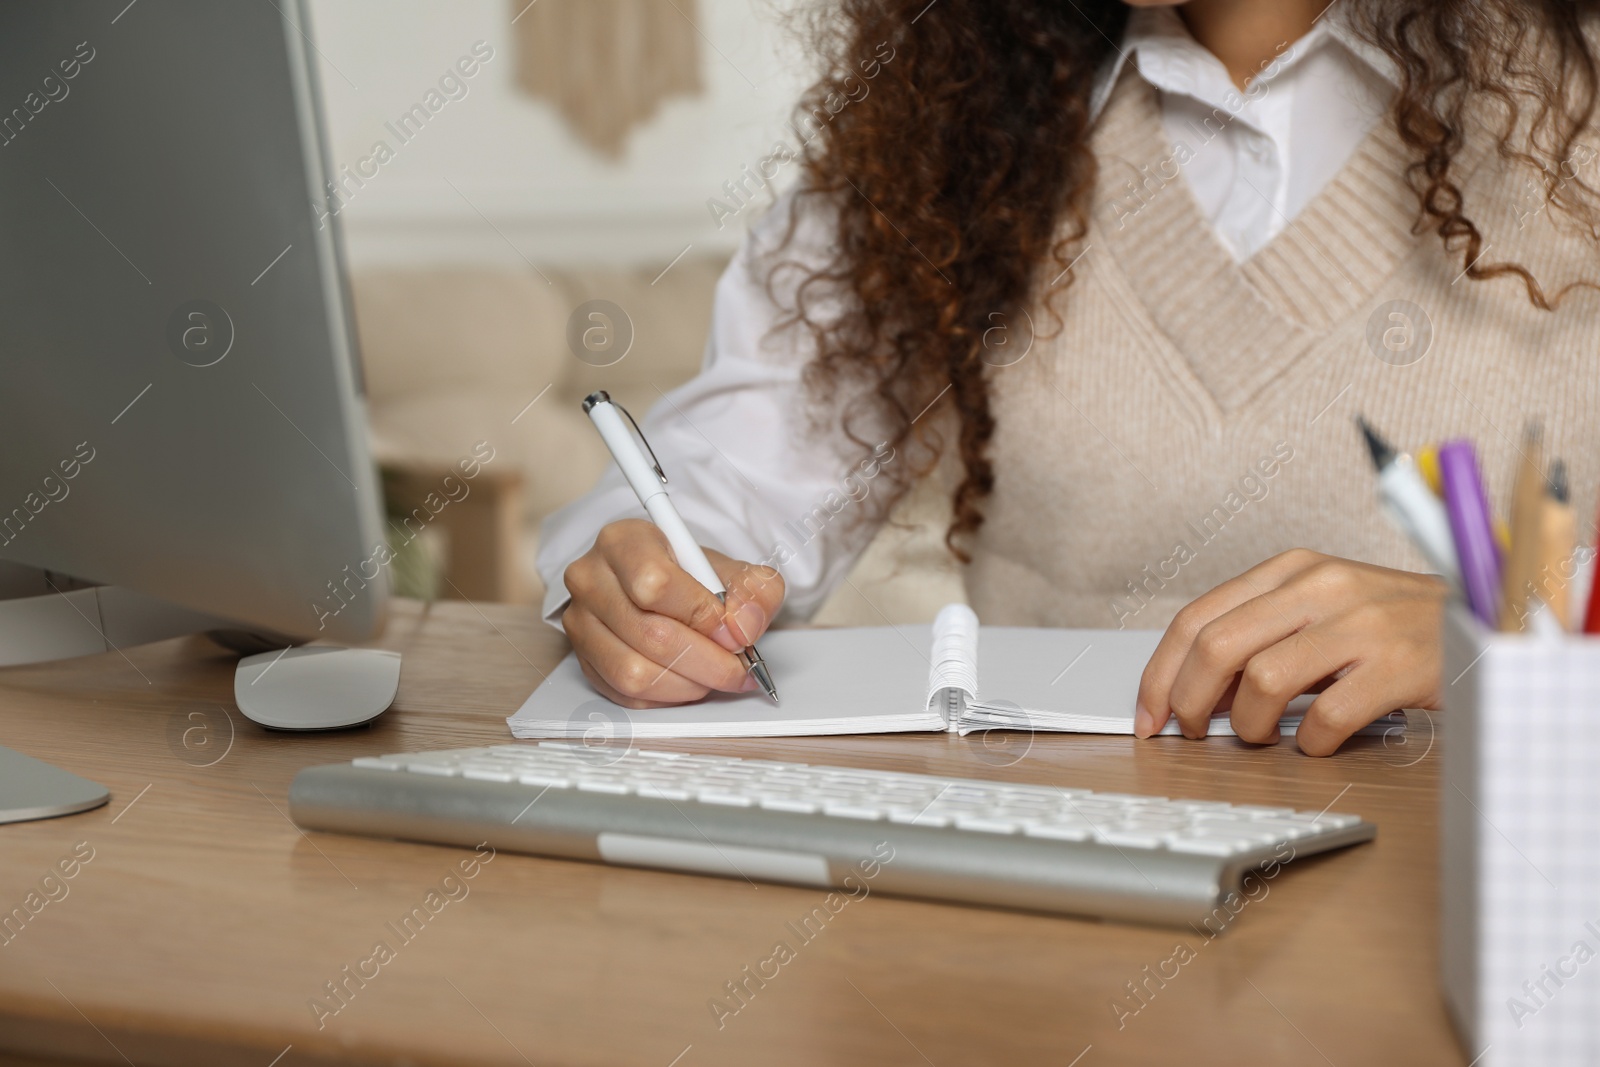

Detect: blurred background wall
301,0,962,624
308,0,811,268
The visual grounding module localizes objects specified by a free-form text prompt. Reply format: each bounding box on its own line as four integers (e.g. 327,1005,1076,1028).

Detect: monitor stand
0,745,109,824
0,567,401,731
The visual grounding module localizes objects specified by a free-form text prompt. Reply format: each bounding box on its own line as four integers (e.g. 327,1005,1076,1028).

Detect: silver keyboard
289,742,1375,926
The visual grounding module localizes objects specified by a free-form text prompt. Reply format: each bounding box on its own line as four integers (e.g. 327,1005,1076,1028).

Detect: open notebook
507,604,1407,740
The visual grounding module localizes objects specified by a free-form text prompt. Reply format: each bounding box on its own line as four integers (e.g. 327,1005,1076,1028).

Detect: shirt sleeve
534,189,895,631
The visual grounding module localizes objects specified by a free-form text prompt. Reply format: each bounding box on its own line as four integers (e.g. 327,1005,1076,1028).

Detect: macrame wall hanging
511,0,704,160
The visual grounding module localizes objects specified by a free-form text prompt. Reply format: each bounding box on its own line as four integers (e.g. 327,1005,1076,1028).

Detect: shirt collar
1088,4,1398,124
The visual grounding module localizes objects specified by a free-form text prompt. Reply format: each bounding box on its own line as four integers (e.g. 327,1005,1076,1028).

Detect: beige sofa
348,259,963,627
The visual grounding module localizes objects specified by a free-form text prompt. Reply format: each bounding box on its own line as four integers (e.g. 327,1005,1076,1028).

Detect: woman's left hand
1134,549,1449,756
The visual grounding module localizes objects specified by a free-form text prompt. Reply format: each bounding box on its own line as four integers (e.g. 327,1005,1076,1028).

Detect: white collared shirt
535,11,1400,626
1116,6,1396,259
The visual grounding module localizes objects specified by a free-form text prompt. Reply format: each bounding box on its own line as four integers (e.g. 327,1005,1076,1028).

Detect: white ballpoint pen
1357,415,1461,589
582,390,779,703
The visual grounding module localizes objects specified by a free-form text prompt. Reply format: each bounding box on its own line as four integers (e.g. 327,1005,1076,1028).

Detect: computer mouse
233,647,401,730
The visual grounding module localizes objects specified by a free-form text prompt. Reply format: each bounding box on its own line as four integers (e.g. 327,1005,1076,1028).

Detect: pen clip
617,402,667,485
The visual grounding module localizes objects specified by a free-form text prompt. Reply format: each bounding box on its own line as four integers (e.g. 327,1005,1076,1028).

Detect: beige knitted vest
963,70,1600,629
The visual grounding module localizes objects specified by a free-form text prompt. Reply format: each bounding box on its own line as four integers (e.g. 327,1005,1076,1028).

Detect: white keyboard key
1277,812,1329,824
1188,814,1277,832
823,803,885,820
882,797,938,811
461,765,517,782
1119,818,1190,835
353,757,399,770
538,741,625,757
891,810,951,827
759,797,819,813
1190,815,1276,833
637,783,691,801
1188,827,1278,847
1064,801,1124,817
881,804,932,820
1094,829,1165,848
696,791,754,807
923,796,989,810
701,779,760,792
994,797,1057,812
1024,823,1092,841
516,772,573,788
1243,819,1318,839
954,816,1019,834
576,779,632,795
991,807,1055,822
407,762,461,777
1310,813,1360,830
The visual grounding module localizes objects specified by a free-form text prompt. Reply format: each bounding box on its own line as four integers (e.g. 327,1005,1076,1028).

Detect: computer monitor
0,0,387,652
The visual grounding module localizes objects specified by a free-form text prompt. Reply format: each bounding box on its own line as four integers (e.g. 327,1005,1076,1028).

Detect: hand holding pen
560,391,784,707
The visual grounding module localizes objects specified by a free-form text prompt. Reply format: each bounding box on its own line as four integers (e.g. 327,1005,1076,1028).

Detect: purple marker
1438,439,1502,626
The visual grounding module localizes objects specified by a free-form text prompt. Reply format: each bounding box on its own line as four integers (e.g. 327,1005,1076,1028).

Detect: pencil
1500,422,1546,631
1538,459,1576,630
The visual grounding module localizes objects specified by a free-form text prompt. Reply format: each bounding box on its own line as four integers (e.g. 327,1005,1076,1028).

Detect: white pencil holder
1440,607,1600,1066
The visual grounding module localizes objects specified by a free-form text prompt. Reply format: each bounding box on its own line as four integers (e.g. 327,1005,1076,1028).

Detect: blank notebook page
961,626,1332,736
507,625,944,739
969,626,1161,724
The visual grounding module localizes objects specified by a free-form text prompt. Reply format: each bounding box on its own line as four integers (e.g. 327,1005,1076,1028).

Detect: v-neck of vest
1087,69,1431,415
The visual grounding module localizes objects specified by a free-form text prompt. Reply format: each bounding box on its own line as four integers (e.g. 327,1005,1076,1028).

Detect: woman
538,0,1600,755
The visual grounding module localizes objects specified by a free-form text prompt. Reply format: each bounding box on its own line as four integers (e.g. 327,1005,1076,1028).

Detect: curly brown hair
768,0,1600,559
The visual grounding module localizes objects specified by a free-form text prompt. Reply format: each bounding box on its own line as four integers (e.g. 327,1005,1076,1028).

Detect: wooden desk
0,599,1467,1066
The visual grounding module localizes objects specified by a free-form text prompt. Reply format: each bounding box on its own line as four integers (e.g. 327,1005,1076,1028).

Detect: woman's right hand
560,519,786,708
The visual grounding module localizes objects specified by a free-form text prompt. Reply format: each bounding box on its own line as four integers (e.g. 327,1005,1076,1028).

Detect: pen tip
750,661,778,704
1354,414,1394,471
